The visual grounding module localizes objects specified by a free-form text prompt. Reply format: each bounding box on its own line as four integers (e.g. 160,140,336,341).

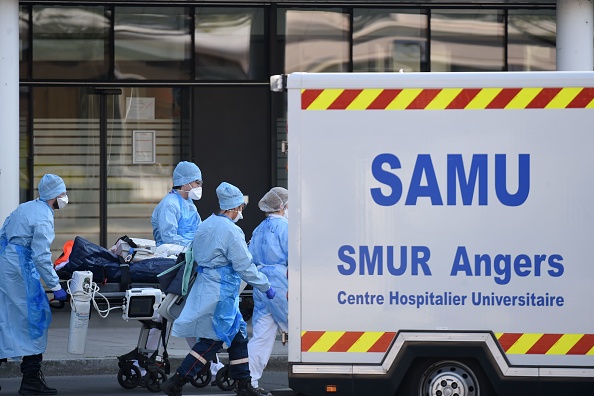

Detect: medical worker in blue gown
0,174,69,396
161,182,276,396
151,161,203,247
149,161,224,383
247,187,288,392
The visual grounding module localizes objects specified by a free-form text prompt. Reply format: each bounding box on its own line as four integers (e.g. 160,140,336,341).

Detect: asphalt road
0,371,292,396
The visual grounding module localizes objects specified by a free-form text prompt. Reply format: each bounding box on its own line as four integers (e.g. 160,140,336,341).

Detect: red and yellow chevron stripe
301,87,594,110
301,331,396,353
300,331,594,355
496,333,594,355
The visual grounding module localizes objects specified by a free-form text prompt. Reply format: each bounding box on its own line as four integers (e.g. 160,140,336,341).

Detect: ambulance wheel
401,358,494,396
216,365,236,391
189,365,212,388
145,368,167,392
117,365,141,389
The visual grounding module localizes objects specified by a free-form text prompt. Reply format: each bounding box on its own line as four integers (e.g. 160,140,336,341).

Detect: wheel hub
420,360,479,396
429,371,467,396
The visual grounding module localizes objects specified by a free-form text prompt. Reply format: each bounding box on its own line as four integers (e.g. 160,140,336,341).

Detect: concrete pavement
0,300,289,378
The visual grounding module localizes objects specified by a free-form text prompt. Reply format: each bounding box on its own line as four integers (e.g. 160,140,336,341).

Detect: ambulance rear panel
287,71,594,369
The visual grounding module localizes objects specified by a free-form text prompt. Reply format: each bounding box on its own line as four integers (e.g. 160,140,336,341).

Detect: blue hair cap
216,182,244,210
173,161,202,186
39,174,66,201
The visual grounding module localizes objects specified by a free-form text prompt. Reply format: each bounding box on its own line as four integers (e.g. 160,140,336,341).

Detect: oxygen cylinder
68,271,93,354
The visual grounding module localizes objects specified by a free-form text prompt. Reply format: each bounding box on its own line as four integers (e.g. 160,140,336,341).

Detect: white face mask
283,208,288,220
232,210,243,223
57,195,69,209
188,187,202,200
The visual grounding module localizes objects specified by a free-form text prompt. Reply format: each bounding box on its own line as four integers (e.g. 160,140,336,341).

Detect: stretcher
52,235,253,311
47,236,254,392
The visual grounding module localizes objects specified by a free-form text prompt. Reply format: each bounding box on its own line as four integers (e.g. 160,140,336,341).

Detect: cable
66,278,124,319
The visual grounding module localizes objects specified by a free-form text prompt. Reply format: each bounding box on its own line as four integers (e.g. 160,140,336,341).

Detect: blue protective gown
248,215,288,332
151,190,200,247
172,214,271,346
0,199,60,359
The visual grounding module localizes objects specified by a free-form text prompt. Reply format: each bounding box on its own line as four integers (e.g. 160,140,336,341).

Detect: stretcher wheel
145,368,167,392
189,364,212,388
117,364,141,389
49,300,65,309
216,365,236,391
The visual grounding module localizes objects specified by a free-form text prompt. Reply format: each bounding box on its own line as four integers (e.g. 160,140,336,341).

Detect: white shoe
210,361,225,376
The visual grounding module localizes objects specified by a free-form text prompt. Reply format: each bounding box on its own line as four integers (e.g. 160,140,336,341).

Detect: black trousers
21,354,42,374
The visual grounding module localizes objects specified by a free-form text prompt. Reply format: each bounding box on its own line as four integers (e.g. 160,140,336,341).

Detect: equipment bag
60,236,176,288
157,247,197,321
157,248,196,295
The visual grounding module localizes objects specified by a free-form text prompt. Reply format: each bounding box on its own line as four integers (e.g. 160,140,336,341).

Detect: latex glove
265,286,276,299
53,288,68,301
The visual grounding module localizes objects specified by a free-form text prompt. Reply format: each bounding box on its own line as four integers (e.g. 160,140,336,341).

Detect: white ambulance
276,71,594,396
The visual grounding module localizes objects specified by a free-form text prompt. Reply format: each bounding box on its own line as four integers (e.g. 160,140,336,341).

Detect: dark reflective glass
508,10,556,71
195,7,267,80
279,8,349,73
32,6,109,80
353,9,428,72
431,10,505,72
20,6,29,79
115,7,191,80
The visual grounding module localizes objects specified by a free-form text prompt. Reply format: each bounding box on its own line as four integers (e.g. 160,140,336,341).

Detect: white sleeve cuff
50,284,62,292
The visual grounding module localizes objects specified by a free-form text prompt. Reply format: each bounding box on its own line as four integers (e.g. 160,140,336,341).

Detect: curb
0,355,288,378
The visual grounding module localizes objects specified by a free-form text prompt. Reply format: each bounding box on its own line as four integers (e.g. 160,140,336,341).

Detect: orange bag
54,239,74,268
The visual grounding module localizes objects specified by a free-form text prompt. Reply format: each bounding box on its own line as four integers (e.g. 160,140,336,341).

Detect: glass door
32,86,190,256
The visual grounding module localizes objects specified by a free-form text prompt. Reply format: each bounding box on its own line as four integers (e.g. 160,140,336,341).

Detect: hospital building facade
0,0,591,256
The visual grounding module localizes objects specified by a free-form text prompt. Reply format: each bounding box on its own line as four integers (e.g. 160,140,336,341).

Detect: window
508,9,556,71
20,6,30,79
32,6,109,80
353,9,428,72
431,10,505,72
115,7,192,80
279,8,350,73
195,7,267,80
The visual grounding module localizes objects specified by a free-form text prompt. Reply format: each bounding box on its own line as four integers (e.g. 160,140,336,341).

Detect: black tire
145,368,167,392
49,300,65,309
117,365,141,389
216,365,236,391
189,364,212,388
398,358,495,396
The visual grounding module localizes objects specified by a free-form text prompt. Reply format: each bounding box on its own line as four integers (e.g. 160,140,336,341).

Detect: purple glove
265,286,276,299
53,288,68,301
